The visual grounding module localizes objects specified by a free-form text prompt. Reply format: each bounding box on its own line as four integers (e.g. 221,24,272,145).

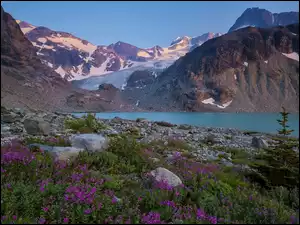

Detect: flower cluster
141,212,163,224
64,185,97,205
1,142,35,166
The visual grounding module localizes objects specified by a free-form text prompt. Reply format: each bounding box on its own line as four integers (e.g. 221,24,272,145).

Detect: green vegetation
24,136,71,147
248,107,299,189
155,121,176,127
64,113,107,133
1,109,299,224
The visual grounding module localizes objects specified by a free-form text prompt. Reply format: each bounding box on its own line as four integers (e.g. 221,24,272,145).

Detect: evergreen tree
277,106,294,137
248,107,299,189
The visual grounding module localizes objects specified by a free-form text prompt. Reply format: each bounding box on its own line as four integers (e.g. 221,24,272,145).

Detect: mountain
1,6,133,112
122,24,299,112
16,19,221,81
228,7,299,33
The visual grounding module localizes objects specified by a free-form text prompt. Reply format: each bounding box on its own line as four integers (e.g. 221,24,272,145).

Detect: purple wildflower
12,215,17,221
84,208,92,214
63,218,69,223
39,217,46,224
196,208,206,220
142,212,162,224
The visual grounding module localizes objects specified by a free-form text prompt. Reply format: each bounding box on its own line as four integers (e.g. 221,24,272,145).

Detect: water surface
73,112,299,137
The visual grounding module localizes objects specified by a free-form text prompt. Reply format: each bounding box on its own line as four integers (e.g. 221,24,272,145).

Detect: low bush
64,113,107,133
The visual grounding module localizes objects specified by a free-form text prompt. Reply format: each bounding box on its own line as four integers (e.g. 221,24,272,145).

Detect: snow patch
234,74,237,80
264,60,268,64
137,50,152,58
291,33,297,36
135,100,140,106
121,82,127,90
282,52,299,61
233,24,255,31
201,98,233,109
36,52,44,56
243,62,248,67
47,62,53,68
37,38,47,44
46,36,97,54
89,57,111,75
55,66,66,77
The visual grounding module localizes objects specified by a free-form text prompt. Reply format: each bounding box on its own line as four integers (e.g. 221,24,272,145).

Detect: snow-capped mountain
228,7,299,33
16,20,222,81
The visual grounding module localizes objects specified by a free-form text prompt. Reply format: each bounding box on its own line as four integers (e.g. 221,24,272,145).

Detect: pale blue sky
1,1,299,48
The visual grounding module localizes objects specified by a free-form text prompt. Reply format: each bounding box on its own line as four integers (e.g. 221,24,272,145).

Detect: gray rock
150,167,182,187
24,118,51,135
150,157,160,163
252,137,269,149
28,143,54,152
1,124,10,133
207,154,218,161
51,146,84,161
70,134,109,152
220,158,234,167
2,112,19,123
28,144,83,161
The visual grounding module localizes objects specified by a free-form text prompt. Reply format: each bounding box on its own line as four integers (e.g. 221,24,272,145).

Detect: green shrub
64,113,107,133
202,134,216,145
167,138,191,150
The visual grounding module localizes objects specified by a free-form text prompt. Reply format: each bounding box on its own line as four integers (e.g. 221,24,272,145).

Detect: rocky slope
1,6,134,113
122,24,299,112
228,7,299,33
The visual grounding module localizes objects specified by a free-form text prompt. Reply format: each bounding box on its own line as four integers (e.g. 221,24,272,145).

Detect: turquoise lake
73,112,299,137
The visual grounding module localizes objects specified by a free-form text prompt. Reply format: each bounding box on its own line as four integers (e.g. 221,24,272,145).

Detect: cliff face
1,6,132,112
130,24,299,112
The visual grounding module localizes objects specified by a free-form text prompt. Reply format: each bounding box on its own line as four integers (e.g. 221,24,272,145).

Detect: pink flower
97,203,103,210
12,215,17,221
42,207,49,212
63,218,69,223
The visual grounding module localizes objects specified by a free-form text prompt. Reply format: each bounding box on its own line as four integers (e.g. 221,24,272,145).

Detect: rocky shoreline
3,106,296,164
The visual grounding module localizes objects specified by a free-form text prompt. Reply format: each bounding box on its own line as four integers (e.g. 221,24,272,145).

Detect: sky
1,1,299,48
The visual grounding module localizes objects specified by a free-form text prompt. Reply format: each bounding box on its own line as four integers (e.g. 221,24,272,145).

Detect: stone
2,112,19,123
51,146,84,161
252,136,269,149
150,157,160,163
70,133,109,152
28,144,83,161
220,158,234,167
28,143,54,152
149,167,182,187
24,118,51,135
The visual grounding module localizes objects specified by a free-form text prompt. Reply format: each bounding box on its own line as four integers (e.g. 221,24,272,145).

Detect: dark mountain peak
228,8,299,33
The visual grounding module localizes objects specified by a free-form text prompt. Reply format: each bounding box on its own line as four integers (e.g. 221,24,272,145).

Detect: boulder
70,133,109,152
149,167,182,187
1,112,19,123
51,146,84,161
28,144,83,161
252,136,269,149
24,118,51,135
